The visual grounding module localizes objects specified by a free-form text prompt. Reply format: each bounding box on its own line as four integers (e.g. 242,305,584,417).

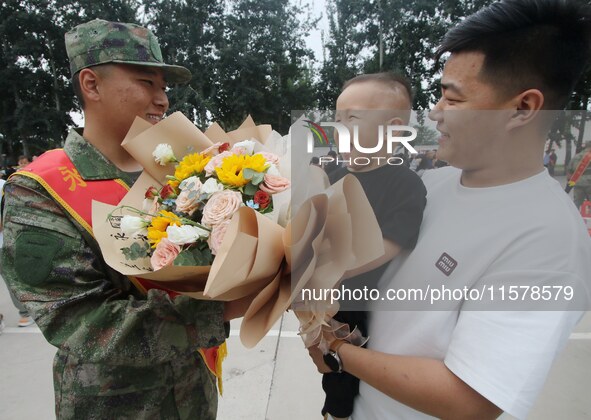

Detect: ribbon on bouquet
285,166,384,350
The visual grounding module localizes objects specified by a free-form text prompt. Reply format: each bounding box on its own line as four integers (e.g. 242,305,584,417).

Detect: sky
303,0,329,63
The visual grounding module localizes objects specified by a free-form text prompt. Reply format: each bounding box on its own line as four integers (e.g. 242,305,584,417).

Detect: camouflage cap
65,19,191,84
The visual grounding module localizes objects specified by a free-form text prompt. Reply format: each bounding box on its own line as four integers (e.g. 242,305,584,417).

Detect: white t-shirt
354,167,591,420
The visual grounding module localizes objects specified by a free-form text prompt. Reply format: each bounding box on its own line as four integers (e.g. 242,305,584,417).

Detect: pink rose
259,152,280,166
175,190,200,215
260,174,290,194
175,177,202,215
207,220,231,255
202,190,243,226
150,238,181,271
204,151,232,176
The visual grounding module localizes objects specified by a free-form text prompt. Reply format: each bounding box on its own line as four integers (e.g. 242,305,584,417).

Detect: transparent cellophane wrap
93,113,384,348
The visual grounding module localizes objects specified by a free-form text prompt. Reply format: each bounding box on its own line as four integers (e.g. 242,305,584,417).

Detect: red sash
17,149,225,391
568,150,591,188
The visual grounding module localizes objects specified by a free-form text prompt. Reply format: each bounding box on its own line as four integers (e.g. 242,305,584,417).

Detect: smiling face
335,81,410,171
92,64,169,139
428,52,515,173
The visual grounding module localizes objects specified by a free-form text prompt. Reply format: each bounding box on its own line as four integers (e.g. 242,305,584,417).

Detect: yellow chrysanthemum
147,210,181,247
174,153,211,181
215,154,269,187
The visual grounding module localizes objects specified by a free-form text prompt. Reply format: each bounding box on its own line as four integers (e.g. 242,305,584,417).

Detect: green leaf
244,182,258,196
173,250,198,266
243,168,255,180
174,246,214,267
259,201,274,214
121,241,150,261
251,172,264,185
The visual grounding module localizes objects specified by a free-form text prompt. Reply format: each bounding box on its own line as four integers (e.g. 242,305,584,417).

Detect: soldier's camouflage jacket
0,129,227,419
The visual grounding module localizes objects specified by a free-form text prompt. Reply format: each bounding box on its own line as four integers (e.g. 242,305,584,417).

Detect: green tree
316,0,369,109
143,0,225,129
215,0,316,133
0,0,138,164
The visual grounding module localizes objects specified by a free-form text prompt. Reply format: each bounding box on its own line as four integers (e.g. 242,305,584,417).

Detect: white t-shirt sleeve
444,305,583,419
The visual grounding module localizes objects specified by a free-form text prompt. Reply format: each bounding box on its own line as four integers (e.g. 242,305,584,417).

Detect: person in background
17,155,30,169
568,142,591,208
433,149,449,168
323,150,341,176
310,156,322,167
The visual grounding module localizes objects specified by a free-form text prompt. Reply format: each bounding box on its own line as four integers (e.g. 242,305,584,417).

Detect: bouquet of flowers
92,113,384,348
116,139,289,272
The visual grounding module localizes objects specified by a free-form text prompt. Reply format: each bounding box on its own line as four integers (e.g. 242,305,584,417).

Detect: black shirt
329,164,427,308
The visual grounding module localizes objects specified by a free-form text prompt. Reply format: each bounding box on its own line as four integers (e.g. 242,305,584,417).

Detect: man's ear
386,116,407,138
78,68,102,104
506,89,544,130
387,116,405,126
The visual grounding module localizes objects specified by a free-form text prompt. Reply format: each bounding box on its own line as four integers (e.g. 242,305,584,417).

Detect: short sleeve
373,169,426,249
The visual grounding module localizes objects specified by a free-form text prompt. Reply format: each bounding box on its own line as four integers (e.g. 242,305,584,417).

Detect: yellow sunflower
147,210,181,247
215,154,269,187
174,153,211,182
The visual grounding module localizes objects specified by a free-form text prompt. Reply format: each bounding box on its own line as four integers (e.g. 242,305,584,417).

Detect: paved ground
1,174,590,419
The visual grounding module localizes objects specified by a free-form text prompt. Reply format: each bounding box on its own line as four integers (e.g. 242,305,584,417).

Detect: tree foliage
0,0,138,164
1,0,590,165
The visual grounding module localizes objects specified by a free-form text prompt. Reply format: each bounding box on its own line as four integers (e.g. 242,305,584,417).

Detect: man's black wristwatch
323,339,346,373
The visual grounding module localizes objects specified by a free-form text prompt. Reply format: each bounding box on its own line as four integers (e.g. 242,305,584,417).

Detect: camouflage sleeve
0,176,226,366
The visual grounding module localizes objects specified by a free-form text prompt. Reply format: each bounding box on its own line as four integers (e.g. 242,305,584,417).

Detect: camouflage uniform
65,19,192,84
1,20,225,419
568,145,591,208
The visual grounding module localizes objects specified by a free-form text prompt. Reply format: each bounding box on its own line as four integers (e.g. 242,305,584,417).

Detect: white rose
152,143,176,165
231,139,256,155
120,215,148,238
266,163,281,177
201,178,224,195
179,176,202,192
166,224,210,245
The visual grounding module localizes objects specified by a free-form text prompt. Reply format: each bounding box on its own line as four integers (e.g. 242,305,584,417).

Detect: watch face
323,352,340,372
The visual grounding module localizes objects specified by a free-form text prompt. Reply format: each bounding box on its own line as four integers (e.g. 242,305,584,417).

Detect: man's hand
308,345,331,373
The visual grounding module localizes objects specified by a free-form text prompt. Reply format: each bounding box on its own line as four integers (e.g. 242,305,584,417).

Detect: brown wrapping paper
92,112,383,347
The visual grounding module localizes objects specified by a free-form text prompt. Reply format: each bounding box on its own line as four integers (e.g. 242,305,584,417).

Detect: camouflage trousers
53,350,218,420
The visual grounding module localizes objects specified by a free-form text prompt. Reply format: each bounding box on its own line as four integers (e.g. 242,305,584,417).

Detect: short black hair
71,64,112,110
343,72,414,104
310,156,320,165
436,0,591,109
